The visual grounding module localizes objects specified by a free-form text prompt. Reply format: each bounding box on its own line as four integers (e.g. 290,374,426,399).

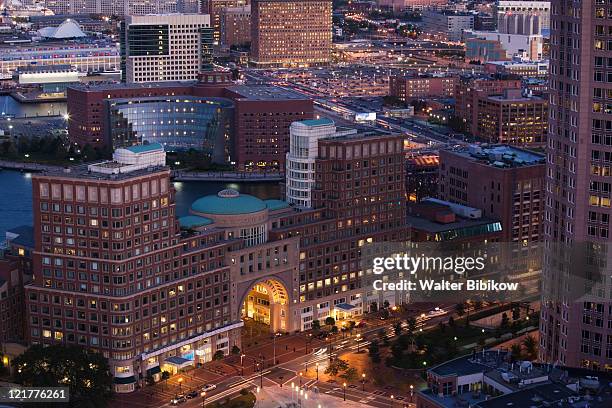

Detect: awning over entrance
165,356,192,368
146,365,161,376
335,303,357,311
113,375,136,384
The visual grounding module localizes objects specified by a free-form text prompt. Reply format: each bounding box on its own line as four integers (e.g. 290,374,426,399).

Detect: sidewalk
255,385,365,408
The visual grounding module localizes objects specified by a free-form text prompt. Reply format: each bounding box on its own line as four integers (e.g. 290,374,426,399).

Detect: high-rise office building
202,0,248,45
540,0,612,370
23,0,200,15
220,5,252,49
120,14,212,83
251,0,332,67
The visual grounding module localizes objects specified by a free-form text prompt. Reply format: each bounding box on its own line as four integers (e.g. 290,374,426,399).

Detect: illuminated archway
241,279,289,333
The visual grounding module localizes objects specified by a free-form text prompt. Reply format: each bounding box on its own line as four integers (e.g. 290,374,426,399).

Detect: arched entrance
241,279,289,333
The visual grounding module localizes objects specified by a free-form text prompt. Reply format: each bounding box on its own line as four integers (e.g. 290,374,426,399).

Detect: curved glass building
107,96,234,164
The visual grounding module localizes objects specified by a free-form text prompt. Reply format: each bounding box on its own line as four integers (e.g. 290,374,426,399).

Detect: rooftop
40,164,170,181
123,143,164,154
429,350,508,377
446,145,545,168
178,215,214,229
264,199,291,211
6,225,34,249
191,189,268,216
298,118,335,127
227,84,309,100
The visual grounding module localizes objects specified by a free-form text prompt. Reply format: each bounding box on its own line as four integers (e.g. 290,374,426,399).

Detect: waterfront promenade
0,160,283,182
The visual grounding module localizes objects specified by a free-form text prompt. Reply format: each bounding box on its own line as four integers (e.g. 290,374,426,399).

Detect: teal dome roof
191,189,267,215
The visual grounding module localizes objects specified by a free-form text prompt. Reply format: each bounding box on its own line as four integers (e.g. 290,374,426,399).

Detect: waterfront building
251,0,332,67
483,60,548,80
120,14,213,84
19,0,200,16
24,128,408,390
285,119,357,209
540,0,612,370
0,39,119,78
66,72,313,172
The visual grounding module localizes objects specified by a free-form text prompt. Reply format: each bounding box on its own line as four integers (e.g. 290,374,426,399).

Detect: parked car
202,384,217,392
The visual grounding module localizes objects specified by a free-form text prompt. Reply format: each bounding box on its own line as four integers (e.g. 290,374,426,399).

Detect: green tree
522,335,538,360
407,317,417,335
448,316,455,327
311,320,321,332
145,374,155,386
324,359,349,376
368,340,381,364
12,344,112,408
213,350,225,361
231,345,241,355
394,321,403,336
383,300,390,309
161,371,171,381
370,302,378,313
340,367,358,382
325,316,336,327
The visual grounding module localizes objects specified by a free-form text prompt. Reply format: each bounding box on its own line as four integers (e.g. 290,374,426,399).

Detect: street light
410,384,414,402
315,363,319,381
390,394,395,407
200,391,206,407
177,377,183,392
299,371,303,387
343,382,347,401
362,373,366,392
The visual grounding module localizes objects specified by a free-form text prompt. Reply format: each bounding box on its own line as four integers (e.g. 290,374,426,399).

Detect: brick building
454,74,523,137
66,71,313,172
220,5,251,49
389,75,457,101
438,145,545,280
251,0,332,67
475,88,548,147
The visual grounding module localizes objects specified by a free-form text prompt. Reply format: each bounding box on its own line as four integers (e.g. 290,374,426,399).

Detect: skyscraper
251,0,332,67
120,14,212,83
540,0,612,370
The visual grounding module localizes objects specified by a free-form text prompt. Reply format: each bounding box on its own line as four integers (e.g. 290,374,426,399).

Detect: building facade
474,88,548,146
438,145,544,274
389,75,457,101
21,0,200,15
454,74,523,137
463,30,544,62
422,11,474,42
251,0,332,67
66,72,313,171
202,0,248,45
107,96,235,163
540,0,612,371
120,14,213,84
285,118,356,209
220,5,252,49
496,0,551,32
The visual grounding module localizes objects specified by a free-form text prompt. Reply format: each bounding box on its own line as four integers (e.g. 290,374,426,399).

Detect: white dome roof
38,19,86,39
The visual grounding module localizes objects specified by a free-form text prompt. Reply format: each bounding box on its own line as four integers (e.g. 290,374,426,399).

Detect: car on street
202,384,217,393
186,390,198,399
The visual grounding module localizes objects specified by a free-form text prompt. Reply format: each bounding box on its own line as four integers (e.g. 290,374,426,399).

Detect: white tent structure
38,19,86,39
